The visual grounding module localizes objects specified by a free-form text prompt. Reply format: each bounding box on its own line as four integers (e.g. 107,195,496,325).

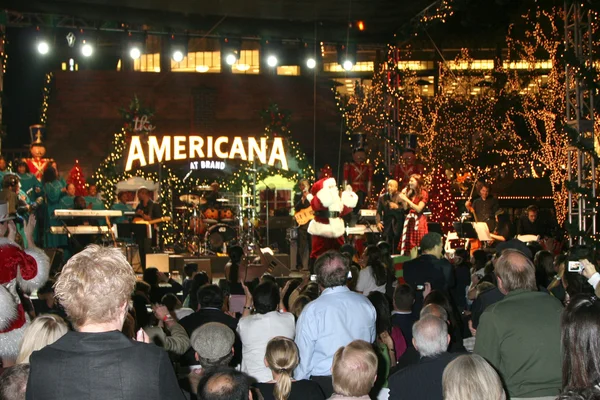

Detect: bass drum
205,223,237,253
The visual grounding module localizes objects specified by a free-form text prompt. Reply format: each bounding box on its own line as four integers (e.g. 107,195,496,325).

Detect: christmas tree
67,160,88,196
428,166,457,234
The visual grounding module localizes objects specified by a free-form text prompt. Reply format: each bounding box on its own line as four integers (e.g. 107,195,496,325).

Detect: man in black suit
179,285,241,367
389,315,460,400
402,232,453,316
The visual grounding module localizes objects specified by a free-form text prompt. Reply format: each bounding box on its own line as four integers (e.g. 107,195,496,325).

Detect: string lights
40,73,53,125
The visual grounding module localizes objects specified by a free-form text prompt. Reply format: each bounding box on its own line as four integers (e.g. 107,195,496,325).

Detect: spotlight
306,57,316,69
172,50,185,63
81,41,93,57
129,47,141,60
337,43,357,72
37,41,50,55
267,55,278,67
342,60,354,71
225,53,238,65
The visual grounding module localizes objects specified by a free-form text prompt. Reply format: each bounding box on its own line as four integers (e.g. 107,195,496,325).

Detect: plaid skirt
399,213,428,255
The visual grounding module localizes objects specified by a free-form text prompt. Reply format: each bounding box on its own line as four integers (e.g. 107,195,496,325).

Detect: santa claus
307,177,358,259
0,211,49,364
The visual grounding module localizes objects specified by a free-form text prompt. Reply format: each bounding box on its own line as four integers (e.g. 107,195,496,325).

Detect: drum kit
176,188,260,255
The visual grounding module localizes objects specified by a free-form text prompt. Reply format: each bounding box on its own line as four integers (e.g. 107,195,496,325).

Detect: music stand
116,223,148,241
452,222,478,240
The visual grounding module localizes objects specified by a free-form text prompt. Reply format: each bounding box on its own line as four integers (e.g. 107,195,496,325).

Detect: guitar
294,206,314,226
133,216,172,225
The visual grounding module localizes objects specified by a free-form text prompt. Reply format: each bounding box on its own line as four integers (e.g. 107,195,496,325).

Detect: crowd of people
1,228,600,400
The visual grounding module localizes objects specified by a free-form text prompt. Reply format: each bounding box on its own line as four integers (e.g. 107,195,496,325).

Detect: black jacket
389,352,460,400
403,254,450,316
27,330,185,400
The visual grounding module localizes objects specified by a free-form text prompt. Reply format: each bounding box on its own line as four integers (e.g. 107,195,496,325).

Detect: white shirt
294,286,376,380
356,266,386,296
237,311,295,382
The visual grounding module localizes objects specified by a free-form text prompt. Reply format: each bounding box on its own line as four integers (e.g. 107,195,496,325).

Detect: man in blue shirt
294,250,376,397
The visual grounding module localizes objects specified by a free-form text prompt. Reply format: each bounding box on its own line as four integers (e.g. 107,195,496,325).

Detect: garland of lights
40,73,53,125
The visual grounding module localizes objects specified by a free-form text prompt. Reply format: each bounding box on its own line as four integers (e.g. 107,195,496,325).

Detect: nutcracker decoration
343,133,373,211
393,134,424,188
24,125,54,181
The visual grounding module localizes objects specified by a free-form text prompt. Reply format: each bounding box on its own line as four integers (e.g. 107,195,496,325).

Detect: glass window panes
232,50,260,74
171,51,221,73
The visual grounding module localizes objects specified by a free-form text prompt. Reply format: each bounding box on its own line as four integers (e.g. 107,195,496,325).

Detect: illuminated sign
125,135,288,171
190,160,226,170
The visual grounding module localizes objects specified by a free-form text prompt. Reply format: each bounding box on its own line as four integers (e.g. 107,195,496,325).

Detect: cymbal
180,194,202,204
216,198,229,203
195,185,211,191
236,194,252,198
244,206,256,209
174,206,188,211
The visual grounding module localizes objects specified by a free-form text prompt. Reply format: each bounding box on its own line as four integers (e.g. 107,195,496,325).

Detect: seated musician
58,183,77,209
111,191,133,224
517,205,549,238
66,195,99,253
489,210,513,244
202,182,221,210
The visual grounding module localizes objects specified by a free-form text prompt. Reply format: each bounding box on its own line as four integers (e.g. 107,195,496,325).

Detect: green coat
474,289,563,399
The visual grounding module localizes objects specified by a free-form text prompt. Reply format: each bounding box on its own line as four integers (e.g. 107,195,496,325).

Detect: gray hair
315,251,350,288
412,315,448,357
420,304,448,322
0,363,30,400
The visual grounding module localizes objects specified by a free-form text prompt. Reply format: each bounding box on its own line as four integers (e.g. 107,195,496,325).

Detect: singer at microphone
376,179,405,251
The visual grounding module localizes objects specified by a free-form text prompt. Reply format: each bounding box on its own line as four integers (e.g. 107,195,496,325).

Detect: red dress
399,189,429,255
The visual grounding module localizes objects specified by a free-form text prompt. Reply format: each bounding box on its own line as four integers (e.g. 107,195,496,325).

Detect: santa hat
311,177,337,209
0,239,49,329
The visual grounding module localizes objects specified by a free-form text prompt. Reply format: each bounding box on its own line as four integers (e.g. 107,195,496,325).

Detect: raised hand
7,220,17,242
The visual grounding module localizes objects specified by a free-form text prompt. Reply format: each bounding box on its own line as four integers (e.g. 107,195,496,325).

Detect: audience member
561,294,600,393
185,271,210,310
534,250,555,291
143,304,190,355
294,251,376,398
356,245,389,296
368,291,399,394
197,367,252,400
179,284,241,367
0,363,30,400
290,295,311,320
391,284,416,349
403,233,451,316
442,354,506,400
32,279,67,320
388,315,457,400
255,337,325,400
182,322,237,399
143,267,184,304
237,282,295,382
329,340,378,400
474,249,562,400
548,253,567,302
183,263,199,300
131,280,152,329
26,245,185,399
162,292,194,320
423,290,465,352
16,314,68,364
451,248,472,312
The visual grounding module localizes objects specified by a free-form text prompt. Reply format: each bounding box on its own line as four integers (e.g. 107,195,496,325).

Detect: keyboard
54,210,123,218
50,226,110,235
345,224,379,235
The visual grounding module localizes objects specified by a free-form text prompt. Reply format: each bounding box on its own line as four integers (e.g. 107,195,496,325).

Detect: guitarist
293,179,311,271
135,187,163,267
376,179,405,251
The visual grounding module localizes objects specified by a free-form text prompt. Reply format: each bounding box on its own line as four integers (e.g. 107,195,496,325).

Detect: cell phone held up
567,261,584,273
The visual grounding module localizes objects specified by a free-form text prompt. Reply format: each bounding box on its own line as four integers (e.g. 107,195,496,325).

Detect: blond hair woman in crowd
16,314,68,364
254,337,325,400
443,354,506,400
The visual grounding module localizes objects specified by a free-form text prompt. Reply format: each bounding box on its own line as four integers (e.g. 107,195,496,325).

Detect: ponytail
273,369,293,400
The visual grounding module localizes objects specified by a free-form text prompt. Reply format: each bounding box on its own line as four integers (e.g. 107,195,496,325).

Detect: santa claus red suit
307,177,358,259
0,238,49,360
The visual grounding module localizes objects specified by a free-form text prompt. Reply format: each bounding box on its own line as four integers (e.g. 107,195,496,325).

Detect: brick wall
45,71,347,179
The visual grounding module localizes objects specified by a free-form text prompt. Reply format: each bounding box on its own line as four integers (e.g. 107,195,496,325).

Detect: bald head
332,340,378,397
387,180,399,194
495,249,537,293
420,304,448,322
412,315,449,357
197,368,250,400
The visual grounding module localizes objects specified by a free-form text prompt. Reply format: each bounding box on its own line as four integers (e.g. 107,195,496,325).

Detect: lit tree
428,166,458,233
67,160,87,196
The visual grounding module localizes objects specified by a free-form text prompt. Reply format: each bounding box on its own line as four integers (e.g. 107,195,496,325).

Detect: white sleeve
588,272,600,289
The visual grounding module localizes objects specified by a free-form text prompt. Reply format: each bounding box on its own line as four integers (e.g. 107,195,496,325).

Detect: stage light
306,57,316,69
357,21,365,31
81,41,93,57
267,55,278,67
172,50,184,62
37,41,50,55
225,53,238,65
342,60,354,71
129,47,141,60
337,43,356,72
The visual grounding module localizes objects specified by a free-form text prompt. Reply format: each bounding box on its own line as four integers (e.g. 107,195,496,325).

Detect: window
232,50,260,74
323,61,374,72
503,60,552,70
397,61,434,70
171,51,221,73
446,59,494,70
276,66,300,76
133,53,161,72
